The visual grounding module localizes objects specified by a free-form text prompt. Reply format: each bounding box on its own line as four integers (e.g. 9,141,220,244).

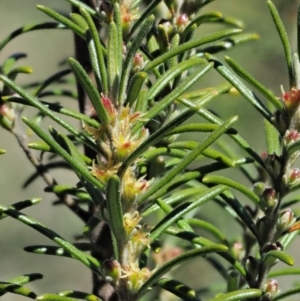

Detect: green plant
1,0,300,301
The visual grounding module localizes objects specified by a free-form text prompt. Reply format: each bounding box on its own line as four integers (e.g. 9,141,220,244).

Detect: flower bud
283,168,300,188
283,130,300,147
261,188,278,213
175,14,189,32
282,87,300,112
102,259,122,284
276,209,296,234
0,104,15,131
253,182,266,196
262,279,279,299
132,53,145,73
231,241,244,260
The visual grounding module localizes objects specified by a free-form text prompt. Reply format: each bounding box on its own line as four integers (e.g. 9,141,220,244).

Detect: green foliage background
0,0,299,300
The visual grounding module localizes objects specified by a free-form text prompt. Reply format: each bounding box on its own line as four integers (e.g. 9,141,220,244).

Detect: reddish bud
283,168,300,188
0,104,15,121
276,209,296,233
282,87,300,111
133,53,145,72
261,188,278,213
175,14,189,32
101,94,116,120
263,279,279,299
231,241,244,260
284,130,300,146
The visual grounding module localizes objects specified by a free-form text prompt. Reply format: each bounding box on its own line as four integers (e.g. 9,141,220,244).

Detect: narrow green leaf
134,89,148,113
273,286,300,301
206,54,273,122
127,72,148,105
168,123,237,136
167,34,180,70
32,69,72,96
207,289,262,301
293,53,300,89
107,21,120,99
37,5,85,38
7,66,32,80
154,278,200,301
150,185,228,241
144,28,242,71
264,119,280,155
37,294,79,301
267,0,293,87
24,244,97,264
58,290,102,301
70,13,88,29
106,175,125,258
80,8,108,94
148,58,206,100
0,22,65,51
138,116,238,204
0,282,37,299
22,118,104,192
0,274,43,297
0,149,6,154
5,96,100,128
38,89,77,99
187,218,228,244
264,250,294,266
68,57,110,125
113,3,123,78
0,205,101,274
169,142,235,167
225,56,283,110
137,245,228,299
142,147,186,161
0,198,41,220
202,175,261,208
133,63,214,133
45,185,92,202
118,15,155,105
217,16,244,28
269,267,300,277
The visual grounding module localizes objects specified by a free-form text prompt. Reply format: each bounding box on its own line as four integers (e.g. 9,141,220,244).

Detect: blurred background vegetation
0,0,299,300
